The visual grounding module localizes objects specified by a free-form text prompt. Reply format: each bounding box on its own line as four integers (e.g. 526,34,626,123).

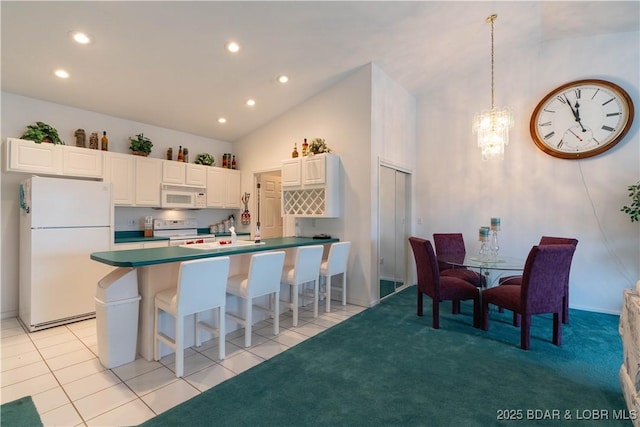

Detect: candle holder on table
478,226,490,260
489,217,501,260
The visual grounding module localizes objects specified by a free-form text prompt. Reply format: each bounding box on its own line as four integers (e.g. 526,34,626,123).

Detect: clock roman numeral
601,125,615,132
606,112,621,117
603,98,615,106
543,108,556,113
556,96,567,104
539,121,552,126
575,89,581,99
544,131,555,140
591,88,600,99
557,140,564,149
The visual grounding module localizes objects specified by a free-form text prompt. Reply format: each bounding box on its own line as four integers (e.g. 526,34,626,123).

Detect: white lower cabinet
111,240,168,250
206,167,241,208
112,242,143,251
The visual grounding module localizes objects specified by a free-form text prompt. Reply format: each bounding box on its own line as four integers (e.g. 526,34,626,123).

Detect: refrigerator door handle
19,183,31,213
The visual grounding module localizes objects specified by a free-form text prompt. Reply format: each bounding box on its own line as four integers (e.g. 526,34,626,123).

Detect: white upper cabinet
162,161,207,187
302,154,326,185
281,153,332,188
281,153,340,217
282,158,302,187
162,160,186,184
134,157,162,206
62,145,103,178
206,167,241,209
6,138,102,178
185,163,207,186
103,152,134,205
225,169,241,208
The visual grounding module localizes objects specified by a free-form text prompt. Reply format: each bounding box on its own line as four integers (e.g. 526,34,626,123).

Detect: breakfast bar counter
91,237,338,362
91,237,337,267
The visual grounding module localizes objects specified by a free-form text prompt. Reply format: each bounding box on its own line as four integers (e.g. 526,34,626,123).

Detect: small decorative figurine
89,132,99,150
241,192,251,225
74,129,86,147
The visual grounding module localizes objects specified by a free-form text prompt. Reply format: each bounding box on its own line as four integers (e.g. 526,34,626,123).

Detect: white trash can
95,267,141,369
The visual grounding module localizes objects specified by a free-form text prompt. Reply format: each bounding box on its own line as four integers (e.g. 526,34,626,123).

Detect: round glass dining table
438,255,526,287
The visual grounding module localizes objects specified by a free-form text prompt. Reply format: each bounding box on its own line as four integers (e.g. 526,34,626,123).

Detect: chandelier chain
489,14,496,110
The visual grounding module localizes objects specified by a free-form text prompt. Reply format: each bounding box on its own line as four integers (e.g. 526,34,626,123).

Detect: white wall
370,64,417,297
414,31,639,314
234,65,375,306
1,92,233,318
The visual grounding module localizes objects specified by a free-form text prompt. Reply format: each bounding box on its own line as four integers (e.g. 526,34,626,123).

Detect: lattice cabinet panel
283,189,327,216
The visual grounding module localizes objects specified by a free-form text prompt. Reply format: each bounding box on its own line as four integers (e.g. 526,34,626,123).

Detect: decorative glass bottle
101,131,108,151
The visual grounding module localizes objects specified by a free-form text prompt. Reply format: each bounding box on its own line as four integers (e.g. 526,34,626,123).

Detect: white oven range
153,218,216,247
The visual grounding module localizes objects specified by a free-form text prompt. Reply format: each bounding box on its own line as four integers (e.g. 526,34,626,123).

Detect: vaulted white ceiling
2,1,638,142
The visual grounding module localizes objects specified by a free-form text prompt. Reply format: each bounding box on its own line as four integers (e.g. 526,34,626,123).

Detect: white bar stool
281,245,324,327
319,241,351,312
154,256,230,378
226,251,286,348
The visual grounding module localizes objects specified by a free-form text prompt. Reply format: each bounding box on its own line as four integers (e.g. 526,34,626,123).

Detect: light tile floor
1,300,365,426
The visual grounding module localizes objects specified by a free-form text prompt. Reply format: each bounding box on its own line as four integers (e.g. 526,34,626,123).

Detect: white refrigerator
19,176,114,332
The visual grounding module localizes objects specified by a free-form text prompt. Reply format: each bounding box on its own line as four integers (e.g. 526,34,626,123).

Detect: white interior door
260,173,283,238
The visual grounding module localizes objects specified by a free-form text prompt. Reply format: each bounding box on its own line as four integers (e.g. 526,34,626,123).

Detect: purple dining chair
482,244,576,350
498,236,578,324
433,233,485,288
409,237,480,329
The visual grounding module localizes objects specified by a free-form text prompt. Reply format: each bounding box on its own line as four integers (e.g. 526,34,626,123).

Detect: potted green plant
129,133,153,156
308,138,331,154
21,121,65,144
194,153,215,166
621,181,640,222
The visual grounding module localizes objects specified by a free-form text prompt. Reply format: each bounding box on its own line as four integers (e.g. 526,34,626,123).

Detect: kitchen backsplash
114,206,240,232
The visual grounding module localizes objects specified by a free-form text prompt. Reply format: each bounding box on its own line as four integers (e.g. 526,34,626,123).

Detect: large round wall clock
530,79,634,159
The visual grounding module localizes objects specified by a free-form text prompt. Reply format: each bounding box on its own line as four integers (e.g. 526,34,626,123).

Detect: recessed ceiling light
218,117,227,124
54,69,70,79
277,75,289,84
225,41,240,53
69,31,92,44
246,99,256,107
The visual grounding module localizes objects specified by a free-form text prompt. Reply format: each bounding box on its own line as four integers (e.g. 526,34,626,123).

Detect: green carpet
0,396,43,427
141,286,629,426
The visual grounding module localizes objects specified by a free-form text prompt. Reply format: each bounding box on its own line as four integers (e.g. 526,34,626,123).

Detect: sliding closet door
379,165,410,299
394,170,407,293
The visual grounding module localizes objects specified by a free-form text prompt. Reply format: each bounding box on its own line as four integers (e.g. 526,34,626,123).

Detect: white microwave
160,183,206,209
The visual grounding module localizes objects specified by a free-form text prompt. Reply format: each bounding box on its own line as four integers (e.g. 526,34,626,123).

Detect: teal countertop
92,237,338,267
